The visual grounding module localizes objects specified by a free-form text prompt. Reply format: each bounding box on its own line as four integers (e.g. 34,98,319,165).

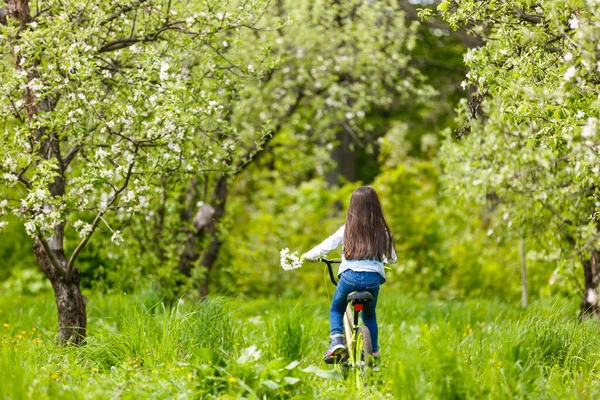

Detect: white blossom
111,230,124,245
138,196,149,208
582,118,597,138
78,223,93,238
159,62,170,81
464,49,476,63
24,221,36,237
563,66,577,81
568,17,579,29
280,248,304,271
3,173,18,184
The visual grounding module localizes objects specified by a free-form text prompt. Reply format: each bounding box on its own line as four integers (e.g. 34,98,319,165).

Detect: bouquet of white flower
280,248,304,271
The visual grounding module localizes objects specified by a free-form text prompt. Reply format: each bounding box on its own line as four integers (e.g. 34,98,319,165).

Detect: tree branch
98,24,179,53
62,145,84,170
235,91,307,174
65,145,139,279
396,0,484,48
100,0,147,27
36,233,68,279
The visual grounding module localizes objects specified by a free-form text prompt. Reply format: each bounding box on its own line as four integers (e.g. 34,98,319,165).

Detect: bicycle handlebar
317,257,341,286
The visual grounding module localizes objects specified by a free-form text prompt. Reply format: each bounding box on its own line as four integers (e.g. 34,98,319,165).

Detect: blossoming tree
118,0,425,298
433,0,600,316
0,0,271,343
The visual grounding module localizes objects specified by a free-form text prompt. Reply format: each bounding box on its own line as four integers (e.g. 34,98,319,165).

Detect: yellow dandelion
92,367,99,373
3,323,8,328
228,377,237,383
187,373,193,380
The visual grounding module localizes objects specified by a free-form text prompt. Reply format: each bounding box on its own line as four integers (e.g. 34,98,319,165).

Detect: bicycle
318,257,375,388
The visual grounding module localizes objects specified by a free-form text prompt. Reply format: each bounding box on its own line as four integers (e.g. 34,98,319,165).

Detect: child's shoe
323,334,346,362
370,350,381,372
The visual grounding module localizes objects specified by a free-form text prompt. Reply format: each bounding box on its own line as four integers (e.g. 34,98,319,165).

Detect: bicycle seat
347,291,373,303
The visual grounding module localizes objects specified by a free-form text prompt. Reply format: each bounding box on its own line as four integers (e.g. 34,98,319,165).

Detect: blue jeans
330,270,384,351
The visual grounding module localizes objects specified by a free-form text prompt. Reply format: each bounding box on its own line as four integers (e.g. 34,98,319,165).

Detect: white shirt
302,225,397,280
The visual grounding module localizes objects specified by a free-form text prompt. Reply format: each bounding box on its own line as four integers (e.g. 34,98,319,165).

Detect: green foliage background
0,0,580,303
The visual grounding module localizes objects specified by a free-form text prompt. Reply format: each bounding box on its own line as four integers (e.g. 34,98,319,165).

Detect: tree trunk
520,236,528,308
327,129,357,186
580,249,600,319
176,204,215,277
198,175,229,299
7,0,87,344
34,238,86,345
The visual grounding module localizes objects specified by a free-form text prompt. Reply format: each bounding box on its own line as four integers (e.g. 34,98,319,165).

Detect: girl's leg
361,285,380,351
330,278,352,336
325,277,353,359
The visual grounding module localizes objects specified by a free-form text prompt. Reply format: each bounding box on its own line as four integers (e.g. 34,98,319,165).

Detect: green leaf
261,379,280,390
283,377,301,385
284,360,300,370
299,365,342,380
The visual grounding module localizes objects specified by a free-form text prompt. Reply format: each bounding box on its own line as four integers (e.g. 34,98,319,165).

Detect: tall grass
2,292,600,399
82,297,234,370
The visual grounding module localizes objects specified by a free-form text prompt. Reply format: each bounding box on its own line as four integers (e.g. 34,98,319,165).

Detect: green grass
1,291,600,399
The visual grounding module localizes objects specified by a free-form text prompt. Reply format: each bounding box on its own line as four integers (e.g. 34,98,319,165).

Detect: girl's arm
302,226,344,260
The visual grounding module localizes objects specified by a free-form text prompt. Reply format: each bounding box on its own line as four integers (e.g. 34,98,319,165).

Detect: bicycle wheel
354,325,373,388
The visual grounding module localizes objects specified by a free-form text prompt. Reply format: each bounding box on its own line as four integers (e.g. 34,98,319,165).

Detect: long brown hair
343,186,395,261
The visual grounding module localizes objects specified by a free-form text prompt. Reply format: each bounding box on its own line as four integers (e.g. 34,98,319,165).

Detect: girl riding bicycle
302,185,397,362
